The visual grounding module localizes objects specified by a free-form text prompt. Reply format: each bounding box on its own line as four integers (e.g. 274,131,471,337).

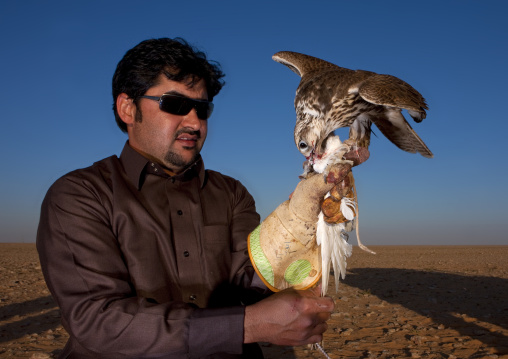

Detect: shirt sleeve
36,173,245,358
226,179,270,301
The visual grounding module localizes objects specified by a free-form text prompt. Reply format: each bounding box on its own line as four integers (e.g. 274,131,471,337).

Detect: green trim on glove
284,259,312,285
248,225,275,287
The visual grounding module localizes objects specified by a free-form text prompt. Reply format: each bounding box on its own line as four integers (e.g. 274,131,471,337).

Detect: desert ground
0,244,507,359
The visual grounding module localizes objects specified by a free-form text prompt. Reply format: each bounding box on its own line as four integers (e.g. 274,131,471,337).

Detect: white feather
312,135,348,173
317,211,352,296
340,197,356,221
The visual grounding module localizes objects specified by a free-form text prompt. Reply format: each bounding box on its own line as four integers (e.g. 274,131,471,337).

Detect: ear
116,93,136,126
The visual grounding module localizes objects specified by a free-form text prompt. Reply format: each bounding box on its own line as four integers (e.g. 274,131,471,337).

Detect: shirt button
189,294,197,301
177,210,183,215
183,251,190,257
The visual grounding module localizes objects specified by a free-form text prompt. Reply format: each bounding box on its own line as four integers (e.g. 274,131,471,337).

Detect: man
37,38,334,359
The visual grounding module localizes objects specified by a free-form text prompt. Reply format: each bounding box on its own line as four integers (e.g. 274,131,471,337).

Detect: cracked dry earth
1,244,507,359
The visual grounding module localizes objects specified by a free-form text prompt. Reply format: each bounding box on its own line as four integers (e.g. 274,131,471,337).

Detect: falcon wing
272,51,337,78
357,74,428,122
370,110,434,158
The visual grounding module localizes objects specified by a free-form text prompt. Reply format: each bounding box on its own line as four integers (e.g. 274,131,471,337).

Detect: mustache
174,128,201,139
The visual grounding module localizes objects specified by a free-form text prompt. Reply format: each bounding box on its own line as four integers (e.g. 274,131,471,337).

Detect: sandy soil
0,244,507,358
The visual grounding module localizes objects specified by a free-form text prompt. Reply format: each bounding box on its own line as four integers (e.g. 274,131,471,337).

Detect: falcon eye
298,141,308,150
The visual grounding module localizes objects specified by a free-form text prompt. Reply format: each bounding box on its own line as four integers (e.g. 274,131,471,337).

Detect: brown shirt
37,143,264,358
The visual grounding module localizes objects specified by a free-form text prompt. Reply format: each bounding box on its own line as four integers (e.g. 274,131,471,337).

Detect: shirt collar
119,141,206,190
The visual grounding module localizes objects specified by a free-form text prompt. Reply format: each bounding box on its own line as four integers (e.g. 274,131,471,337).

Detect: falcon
272,51,433,175
273,51,434,298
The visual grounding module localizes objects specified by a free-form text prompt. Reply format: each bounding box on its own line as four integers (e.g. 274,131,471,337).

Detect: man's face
124,75,209,174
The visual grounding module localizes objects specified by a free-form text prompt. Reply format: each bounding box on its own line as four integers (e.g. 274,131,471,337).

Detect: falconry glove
248,164,354,292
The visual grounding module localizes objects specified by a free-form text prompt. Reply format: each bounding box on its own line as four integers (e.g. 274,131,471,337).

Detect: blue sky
1,1,507,245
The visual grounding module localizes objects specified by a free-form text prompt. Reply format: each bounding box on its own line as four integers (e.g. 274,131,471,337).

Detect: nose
181,108,202,131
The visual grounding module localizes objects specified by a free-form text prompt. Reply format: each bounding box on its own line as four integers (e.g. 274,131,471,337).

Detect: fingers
308,284,322,297
308,322,328,344
295,318,329,346
316,310,332,323
244,288,335,346
294,290,334,345
303,286,335,312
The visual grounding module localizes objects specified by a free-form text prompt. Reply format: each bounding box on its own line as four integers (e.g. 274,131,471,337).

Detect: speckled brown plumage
272,51,433,162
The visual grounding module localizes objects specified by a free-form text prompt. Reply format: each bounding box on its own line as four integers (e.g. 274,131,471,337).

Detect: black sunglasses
139,93,214,120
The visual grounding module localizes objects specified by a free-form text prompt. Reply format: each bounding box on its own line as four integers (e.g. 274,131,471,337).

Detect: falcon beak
307,148,317,165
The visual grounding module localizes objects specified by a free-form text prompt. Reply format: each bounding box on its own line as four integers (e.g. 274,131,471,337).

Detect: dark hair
112,37,225,132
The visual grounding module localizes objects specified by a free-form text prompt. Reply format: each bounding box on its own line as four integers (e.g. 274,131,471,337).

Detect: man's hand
243,286,334,346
